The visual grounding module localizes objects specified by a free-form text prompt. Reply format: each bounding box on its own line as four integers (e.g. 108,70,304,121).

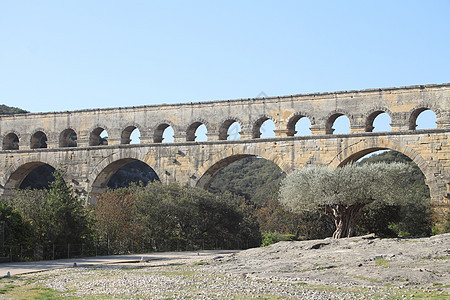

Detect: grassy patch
434,256,450,260
353,275,381,283
0,284,16,294
375,258,389,267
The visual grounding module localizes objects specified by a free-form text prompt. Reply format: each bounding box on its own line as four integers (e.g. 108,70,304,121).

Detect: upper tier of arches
0,84,448,150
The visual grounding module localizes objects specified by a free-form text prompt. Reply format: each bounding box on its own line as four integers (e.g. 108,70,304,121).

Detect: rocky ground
1,233,449,299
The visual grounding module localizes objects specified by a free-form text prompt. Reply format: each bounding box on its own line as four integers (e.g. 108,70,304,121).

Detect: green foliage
261,232,296,247
41,169,92,245
279,162,413,238
358,151,432,237
0,105,28,115
208,157,304,236
94,182,261,254
294,210,335,240
0,200,32,255
8,168,92,259
208,157,284,205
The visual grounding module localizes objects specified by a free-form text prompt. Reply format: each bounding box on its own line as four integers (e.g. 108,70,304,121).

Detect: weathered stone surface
0,83,448,218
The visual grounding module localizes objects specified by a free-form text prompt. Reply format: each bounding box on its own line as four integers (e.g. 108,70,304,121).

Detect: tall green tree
0,200,32,255
279,163,412,238
41,169,91,245
9,169,91,247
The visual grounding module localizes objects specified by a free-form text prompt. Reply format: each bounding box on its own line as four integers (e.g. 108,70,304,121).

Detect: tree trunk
325,204,365,238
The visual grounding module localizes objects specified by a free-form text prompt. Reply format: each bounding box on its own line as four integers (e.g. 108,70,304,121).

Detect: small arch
187,122,208,142
154,123,174,143
59,129,77,147
90,127,108,146
121,126,141,144
409,108,437,130
326,113,350,134
253,116,275,139
3,132,19,150
219,119,241,140
366,111,392,132
30,131,48,149
287,114,313,136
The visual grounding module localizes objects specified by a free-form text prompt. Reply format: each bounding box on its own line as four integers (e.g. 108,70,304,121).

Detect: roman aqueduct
0,83,449,218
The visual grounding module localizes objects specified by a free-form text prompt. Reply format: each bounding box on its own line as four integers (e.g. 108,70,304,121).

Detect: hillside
0,104,28,115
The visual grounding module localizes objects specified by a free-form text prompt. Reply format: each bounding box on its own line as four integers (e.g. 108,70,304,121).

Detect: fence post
9,247,12,262
67,243,70,259
81,243,84,257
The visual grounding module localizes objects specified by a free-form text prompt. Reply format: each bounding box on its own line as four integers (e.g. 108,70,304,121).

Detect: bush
261,232,296,247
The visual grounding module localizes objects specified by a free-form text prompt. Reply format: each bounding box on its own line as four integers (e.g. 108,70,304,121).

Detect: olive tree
279,163,413,238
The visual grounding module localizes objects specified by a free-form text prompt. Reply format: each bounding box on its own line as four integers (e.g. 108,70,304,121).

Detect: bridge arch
218,117,244,140
89,125,109,146
287,112,315,136
325,111,352,134
1,160,57,197
409,106,438,130
364,108,393,132
121,123,143,144
87,149,162,199
327,138,448,207
59,128,77,147
30,129,48,149
186,120,209,142
195,150,289,190
3,132,20,150
153,120,176,143
252,115,276,139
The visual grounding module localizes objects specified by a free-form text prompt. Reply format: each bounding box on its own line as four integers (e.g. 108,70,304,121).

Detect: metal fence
2,237,254,262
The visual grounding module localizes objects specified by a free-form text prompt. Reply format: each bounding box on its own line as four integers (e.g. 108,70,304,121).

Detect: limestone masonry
0,83,448,219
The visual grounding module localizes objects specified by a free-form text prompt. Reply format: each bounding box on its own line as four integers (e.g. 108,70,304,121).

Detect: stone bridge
0,83,449,218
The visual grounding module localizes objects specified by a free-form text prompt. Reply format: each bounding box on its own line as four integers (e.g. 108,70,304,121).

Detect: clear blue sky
1,1,449,113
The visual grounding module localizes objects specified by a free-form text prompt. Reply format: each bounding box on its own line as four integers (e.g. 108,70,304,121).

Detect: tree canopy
279,162,413,238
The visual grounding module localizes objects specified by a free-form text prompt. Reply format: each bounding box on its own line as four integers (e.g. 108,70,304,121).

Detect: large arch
88,155,160,202
327,138,448,208
196,152,287,190
3,161,56,195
